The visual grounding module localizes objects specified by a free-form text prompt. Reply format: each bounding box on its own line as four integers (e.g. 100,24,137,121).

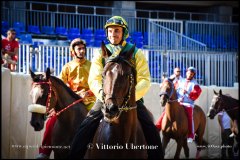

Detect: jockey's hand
76,90,89,99
48,108,56,117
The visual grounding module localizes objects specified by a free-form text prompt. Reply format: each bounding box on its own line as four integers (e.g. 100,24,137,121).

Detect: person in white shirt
218,110,234,159
170,67,183,88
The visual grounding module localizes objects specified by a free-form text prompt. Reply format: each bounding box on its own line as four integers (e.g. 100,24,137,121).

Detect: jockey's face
186,70,195,80
107,26,123,45
74,44,86,59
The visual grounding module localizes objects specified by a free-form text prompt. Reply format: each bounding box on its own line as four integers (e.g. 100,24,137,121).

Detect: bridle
159,78,178,103
30,80,83,117
211,95,239,114
102,56,137,120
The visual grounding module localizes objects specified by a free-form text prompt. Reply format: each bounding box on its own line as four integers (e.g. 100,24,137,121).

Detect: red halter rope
32,80,83,117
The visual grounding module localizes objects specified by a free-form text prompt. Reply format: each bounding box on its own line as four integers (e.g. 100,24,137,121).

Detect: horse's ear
101,41,111,58
162,72,168,79
219,89,222,95
29,68,35,79
46,68,51,80
213,89,217,95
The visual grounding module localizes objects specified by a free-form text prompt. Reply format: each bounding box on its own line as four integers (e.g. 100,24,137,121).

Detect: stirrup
36,153,49,159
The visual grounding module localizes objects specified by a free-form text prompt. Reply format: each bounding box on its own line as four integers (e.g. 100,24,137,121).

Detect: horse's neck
51,78,86,120
165,90,179,121
224,97,239,120
53,85,78,108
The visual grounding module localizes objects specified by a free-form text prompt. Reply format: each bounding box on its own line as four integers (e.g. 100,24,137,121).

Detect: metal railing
17,44,238,87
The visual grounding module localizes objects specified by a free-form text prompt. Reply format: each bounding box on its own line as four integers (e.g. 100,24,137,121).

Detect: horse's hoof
35,153,49,159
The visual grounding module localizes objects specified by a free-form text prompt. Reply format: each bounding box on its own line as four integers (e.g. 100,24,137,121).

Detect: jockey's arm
135,49,151,101
188,84,202,101
58,65,69,84
88,50,104,102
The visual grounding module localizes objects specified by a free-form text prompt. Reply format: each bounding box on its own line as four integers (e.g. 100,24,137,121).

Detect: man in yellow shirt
59,38,95,110
69,16,163,159
36,38,95,159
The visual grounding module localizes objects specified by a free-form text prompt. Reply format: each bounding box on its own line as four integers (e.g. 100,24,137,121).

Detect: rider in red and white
176,66,202,143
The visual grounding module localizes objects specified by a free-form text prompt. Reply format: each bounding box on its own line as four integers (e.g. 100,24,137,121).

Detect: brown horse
159,77,207,159
84,42,148,159
207,89,239,154
29,68,88,159
207,89,239,134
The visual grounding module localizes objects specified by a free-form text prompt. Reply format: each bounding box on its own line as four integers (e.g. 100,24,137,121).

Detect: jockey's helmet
187,66,196,74
104,16,129,40
69,38,86,56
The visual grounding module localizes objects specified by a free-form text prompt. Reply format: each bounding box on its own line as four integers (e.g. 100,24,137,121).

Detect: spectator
218,110,234,159
36,38,95,159
1,28,19,71
170,67,183,88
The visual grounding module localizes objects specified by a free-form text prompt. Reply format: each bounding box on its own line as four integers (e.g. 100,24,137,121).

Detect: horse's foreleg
162,135,170,158
174,139,183,159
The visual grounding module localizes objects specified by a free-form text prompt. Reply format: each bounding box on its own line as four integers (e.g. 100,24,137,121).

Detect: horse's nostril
106,104,118,114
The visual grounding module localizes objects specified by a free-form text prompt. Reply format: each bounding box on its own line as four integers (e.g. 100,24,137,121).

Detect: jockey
59,38,96,109
69,16,163,159
177,66,202,143
36,38,95,159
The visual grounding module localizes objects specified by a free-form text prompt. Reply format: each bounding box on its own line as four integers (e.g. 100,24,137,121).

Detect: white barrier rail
1,68,238,159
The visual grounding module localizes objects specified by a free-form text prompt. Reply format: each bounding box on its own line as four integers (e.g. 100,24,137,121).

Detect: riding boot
38,115,57,157
184,106,194,139
68,100,103,159
136,99,164,159
155,111,165,131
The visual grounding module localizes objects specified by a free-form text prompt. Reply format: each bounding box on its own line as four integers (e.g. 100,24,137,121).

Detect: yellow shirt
88,41,151,102
59,58,91,92
59,58,95,110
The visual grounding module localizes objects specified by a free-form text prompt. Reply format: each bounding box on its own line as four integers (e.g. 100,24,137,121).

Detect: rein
32,80,83,117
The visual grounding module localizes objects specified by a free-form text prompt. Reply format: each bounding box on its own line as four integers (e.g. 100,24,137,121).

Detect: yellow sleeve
135,49,151,101
88,50,104,102
58,64,69,83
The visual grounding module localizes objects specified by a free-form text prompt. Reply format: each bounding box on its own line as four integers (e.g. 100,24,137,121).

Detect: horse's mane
50,76,81,100
222,94,239,103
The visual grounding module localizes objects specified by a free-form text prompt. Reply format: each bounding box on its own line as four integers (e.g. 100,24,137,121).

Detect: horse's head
101,41,137,123
159,77,175,106
28,68,56,131
207,89,224,119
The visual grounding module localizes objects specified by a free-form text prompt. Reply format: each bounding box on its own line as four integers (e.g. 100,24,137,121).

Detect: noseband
159,79,177,102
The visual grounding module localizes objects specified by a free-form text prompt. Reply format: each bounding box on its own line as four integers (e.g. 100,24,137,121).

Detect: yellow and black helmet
104,16,129,40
